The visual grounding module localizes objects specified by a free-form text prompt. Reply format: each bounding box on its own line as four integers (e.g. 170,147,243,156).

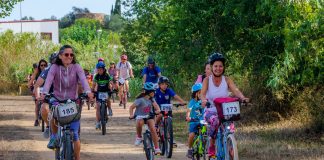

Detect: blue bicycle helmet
144,82,156,91
96,61,106,69
191,83,203,92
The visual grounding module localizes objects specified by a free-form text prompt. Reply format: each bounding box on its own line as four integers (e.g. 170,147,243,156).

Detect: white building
0,20,59,44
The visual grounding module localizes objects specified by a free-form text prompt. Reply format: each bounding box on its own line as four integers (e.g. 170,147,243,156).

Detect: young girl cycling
129,82,162,154
186,83,205,158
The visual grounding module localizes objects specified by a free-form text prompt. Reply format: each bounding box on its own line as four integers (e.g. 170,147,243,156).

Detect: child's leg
136,119,144,138
147,119,159,149
188,132,195,148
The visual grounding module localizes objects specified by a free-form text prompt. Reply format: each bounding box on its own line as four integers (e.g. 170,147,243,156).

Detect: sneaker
127,92,131,98
134,137,142,146
154,148,161,155
47,136,57,149
43,127,50,139
208,145,216,156
95,122,101,130
186,149,193,158
34,120,39,126
119,101,122,106
173,142,178,148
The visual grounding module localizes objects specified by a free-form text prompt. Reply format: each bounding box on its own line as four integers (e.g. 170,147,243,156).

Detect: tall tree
59,7,91,28
113,0,121,15
0,0,23,18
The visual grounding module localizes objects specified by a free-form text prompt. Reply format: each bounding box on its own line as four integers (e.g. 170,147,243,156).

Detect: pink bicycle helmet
98,58,104,62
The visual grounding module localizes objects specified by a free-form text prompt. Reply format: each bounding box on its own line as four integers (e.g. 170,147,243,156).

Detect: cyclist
129,82,161,154
201,52,248,157
93,61,113,129
41,45,93,160
142,57,161,85
33,53,57,138
29,59,48,126
155,76,186,125
116,54,134,105
186,83,204,158
195,62,211,84
92,58,105,90
108,61,119,92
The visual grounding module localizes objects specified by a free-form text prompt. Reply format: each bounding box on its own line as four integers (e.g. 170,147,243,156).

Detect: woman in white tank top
201,52,248,157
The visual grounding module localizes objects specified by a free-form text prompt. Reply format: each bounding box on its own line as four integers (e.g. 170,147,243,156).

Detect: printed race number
222,101,240,116
98,92,109,100
160,104,172,112
58,103,77,117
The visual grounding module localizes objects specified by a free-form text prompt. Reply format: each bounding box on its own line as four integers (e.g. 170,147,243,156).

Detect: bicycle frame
215,121,236,160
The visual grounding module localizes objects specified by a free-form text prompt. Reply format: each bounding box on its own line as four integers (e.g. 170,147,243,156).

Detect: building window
41,32,52,41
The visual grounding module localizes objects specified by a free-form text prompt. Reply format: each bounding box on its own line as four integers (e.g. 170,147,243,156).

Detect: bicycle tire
225,134,239,160
41,119,45,132
158,121,165,155
165,117,173,158
101,102,107,135
64,132,73,160
143,132,154,160
123,92,127,109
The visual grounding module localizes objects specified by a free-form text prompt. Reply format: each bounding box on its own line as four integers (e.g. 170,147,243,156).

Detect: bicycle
157,103,186,158
37,87,45,132
46,93,87,160
209,97,244,160
130,115,155,160
191,119,208,160
118,78,128,109
96,91,109,135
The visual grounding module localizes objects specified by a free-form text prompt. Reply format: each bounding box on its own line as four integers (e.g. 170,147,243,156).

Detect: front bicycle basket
214,97,240,121
55,101,81,125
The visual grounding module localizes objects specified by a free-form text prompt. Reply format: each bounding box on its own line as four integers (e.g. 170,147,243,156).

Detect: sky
0,0,116,21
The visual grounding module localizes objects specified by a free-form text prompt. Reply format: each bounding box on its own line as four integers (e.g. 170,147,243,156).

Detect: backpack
118,61,130,69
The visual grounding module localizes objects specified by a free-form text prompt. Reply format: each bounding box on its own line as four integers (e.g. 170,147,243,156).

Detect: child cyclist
155,76,186,125
129,82,161,154
93,61,113,129
186,83,205,158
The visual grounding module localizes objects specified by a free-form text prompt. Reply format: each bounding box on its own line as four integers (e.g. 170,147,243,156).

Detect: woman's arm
27,69,38,88
226,77,248,101
201,77,209,107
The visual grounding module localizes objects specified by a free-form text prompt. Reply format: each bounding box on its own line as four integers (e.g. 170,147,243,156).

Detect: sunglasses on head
63,53,74,57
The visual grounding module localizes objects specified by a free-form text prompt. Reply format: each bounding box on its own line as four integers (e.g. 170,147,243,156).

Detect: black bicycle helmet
158,76,169,84
208,52,225,65
49,52,57,63
147,57,155,65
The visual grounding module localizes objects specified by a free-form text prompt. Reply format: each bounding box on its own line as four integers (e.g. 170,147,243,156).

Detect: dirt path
0,96,187,160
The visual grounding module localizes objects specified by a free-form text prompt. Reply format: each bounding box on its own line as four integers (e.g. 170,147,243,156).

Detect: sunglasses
40,64,47,67
63,53,74,57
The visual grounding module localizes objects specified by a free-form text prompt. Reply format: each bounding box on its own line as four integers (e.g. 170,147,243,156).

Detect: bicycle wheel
41,119,45,132
202,134,209,160
143,132,154,160
164,117,173,158
64,132,73,160
225,134,239,160
158,122,165,155
87,100,90,110
112,92,116,103
123,92,127,109
100,102,107,135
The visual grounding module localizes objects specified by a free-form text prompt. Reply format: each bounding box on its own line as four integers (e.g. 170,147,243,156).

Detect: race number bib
58,103,77,118
222,101,240,116
160,104,172,112
98,92,109,100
